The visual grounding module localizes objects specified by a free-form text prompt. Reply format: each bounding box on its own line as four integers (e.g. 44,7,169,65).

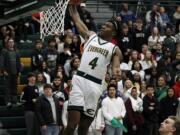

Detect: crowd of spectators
0,2,180,135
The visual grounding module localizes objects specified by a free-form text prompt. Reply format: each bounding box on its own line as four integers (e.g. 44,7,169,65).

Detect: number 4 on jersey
89,57,98,69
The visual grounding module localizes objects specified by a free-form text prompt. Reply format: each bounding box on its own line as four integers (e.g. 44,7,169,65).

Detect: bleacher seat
20,75,27,84
0,106,24,117
0,116,25,129
19,50,32,57
20,57,32,67
18,43,35,50
0,40,3,49
7,128,26,135
21,67,32,76
0,85,5,95
0,95,5,106
17,84,26,94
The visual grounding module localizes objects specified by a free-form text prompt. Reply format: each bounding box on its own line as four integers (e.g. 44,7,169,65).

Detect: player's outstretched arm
112,47,122,75
69,5,93,40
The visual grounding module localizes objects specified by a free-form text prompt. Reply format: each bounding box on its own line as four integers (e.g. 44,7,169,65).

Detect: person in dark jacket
31,40,45,71
118,24,133,63
0,37,21,107
35,84,62,135
143,85,160,135
125,87,144,135
21,72,39,135
132,19,148,53
160,88,179,122
44,39,59,71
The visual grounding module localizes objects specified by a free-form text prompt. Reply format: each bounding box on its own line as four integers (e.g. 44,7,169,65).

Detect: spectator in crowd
132,73,142,91
118,23,133,63
0,25,15,43
149,67,159,87
139,81,147,99
125,87,144,135
70,35,81,56
79,3,97,32
21,73,39,135
171,52,180,80
128,50,140,70
132,19,147,53
15,18,32,43
146,4,162,32
69,56,80,78
58,44,72,66
52,76,68,109
173,6,180,32
31,40,45,71
131,61,145,81
163,27,176,57
143,85,160,135
0,38,21,107
160,88,179,122
154,42,164,61
140,50,157,81
56,30,73,54
159,6,170,34
173,6,180,21
139,44,149,60
155,76,169,102
148,26,164,50
172,75,180,98
38,61,51,84
44,39,59,71
101,77,123,100
156,56,172,79
102,72,111,91
175,24,180,44
51,64,67,82
31,12,40,33
64,56,78,78
63,29,74,47
159,116,180,135
0,26,8,40
35,84,62,135
102,84,126,135
117,3,136,24
177,97,180,118
35,72,46,95
122,79,134,101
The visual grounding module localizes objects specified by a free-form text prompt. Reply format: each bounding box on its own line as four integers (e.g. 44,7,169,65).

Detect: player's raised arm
112,47,122,75
69,5,93,40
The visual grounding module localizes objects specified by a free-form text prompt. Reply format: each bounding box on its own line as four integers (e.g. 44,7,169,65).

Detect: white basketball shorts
68,75,103,117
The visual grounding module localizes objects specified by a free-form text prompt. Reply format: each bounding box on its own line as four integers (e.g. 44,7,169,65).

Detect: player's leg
64,110,81,135
78,80,102,135
64,75,85,135
78,113,94,135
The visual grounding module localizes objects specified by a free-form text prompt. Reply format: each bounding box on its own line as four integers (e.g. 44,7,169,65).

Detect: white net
40,0,70,39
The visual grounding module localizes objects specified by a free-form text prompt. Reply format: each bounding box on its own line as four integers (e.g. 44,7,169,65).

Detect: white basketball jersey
78,34,116,80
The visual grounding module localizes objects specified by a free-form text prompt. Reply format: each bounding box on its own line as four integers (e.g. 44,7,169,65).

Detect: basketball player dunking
65,5,122,135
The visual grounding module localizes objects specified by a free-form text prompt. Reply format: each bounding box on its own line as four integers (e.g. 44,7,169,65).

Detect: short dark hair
35,39,42,45
43,84,53,90
27,72,36,78
107,84,117,90
146,84,154,90
168,116,180,135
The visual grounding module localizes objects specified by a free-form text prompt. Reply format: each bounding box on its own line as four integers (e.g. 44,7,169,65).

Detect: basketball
69,0,83,5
